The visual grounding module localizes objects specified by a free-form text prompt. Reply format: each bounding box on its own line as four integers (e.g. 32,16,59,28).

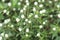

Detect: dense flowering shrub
0,0,60,40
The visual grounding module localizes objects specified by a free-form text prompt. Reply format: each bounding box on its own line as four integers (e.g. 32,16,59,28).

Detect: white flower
49,1,52,3
5,34,9,38
39,4,43,8
18,8,20,10
34,2,38,5
24,5,27,8
13,8,16,11
50,15,53,17
54,0,58,1
21,14,25,18
28,13,33,18
28,20,31,23
34,15,38,18
2,0,5,2
16,18,20,22
25,19,28,22
1,33,4,37
10,24,14,28
4,18,10,24
20,9,23,13
33,7,36,11
23,7,26,10
57,5,60,8
0,23,3,27
57,14,60,18
42,0,45,2
26,2,29,6
40,9,46,14
39,25,43,28
18,27,22,31
8,2,11,7
23,22,26,25
0,36,2,40
43,21,46,24
18,2,21,5
53,27,56,31
26,28,29,32
37,33,40,37
6,11,9,15
3,9,7,13
38,0,41,2
25,0,29,3
26,34,28,37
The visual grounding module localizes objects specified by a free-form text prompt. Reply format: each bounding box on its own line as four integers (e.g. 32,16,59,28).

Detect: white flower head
16,18,20,22
26,2,29,6
4,18,10,24
0,23,3,27
42,0,45,2
18,8,20,10
58,14,60,18
39,4,43,8
50,15,53,17
28,20,31,23
34,2,38,5
40,9,46,14
49,1,52,3
21,14,25,18
20,9,23,13
18,2,21,5
26,28,29,32
54,0,58,1
8,2,11,7
18,27,22,31
2,0,5,2
28,13,33,18
57,5,60,8
26,34,29,37
24,5,27,8
53,27,56,31
3,9,7,13
10,24,14,28
37,33,40,37
5,34,9,38
13,8,16,11
1,33,4,37
38,0,41,2
0,36,2,40
23,22,26,25
25,0,29,3
23,7,26,10
6,11,9,15
33,7,36,11
39,25,43,28
43,21,46,24
25,19,28,22
34,15,38,18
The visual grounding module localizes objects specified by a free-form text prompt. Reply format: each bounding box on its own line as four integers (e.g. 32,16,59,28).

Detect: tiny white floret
34,2,38,5
39,25,43,28
34,15,38,18
18,27,22,31
53,27,56,31
26,28,29,32
16,18,20,22
28,20,31,23
21,15,25,18
8,2,11,7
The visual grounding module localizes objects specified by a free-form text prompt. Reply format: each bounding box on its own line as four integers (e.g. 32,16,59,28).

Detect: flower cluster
0,0,60,40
